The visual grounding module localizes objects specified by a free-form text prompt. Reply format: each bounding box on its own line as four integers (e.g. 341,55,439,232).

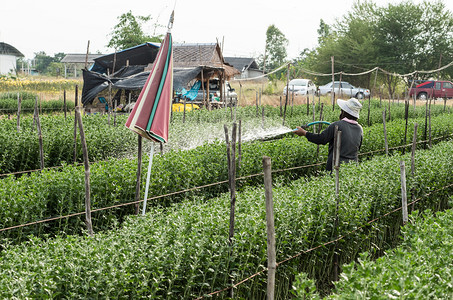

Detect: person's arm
294,124,335,145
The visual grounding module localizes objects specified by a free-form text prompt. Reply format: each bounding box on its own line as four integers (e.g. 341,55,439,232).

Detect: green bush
0,138,452,298
293,208,453,299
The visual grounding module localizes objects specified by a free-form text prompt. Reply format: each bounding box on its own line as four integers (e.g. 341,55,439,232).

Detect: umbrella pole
142,142,155,216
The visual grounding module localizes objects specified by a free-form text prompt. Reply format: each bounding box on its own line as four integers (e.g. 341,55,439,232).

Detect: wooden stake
403,100,409,154
263,156,276,300
411,123,418,176
135,135,143,215
283,64,289,125
262,106,265,128
75,107,94,236
331,56,335,110
400,161,408,224
183,98,186,123
428,107,432,148
333,128,341,282
383,109,389,156
16,93,21,133
424,100,428,149
73,85,78,163
35,96,44,170
63,90,67,120
238,119,242,172
367,94,371,127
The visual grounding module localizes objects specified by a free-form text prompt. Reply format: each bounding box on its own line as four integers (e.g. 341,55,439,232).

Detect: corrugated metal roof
61,53,105,63
0,42,24,57
224,57,260,72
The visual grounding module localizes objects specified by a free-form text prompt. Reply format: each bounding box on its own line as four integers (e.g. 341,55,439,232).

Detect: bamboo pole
424,100,428,149
403,100,409,155
262,106,265,129
367,94,371,126
135,135,143,215
283,64,289,126
400,161,408,224
259,87,262,106
183,98,186,123
63,90,67,120
35,96,44,170
312,92,315,122
16,93,21,133
333,128,341,282
411,123,418,176
75,107,94,236
142,142,155,216
383,109,389,156
238,119,242,172
256,91,259,117
428,106,432,148
331,56,335,110
73,85,78,163
263,156,276,300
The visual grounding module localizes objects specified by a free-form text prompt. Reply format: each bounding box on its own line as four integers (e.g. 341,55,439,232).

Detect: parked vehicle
318,81,370,99
408,80,453,100
192,79,238,106
283,79,317,96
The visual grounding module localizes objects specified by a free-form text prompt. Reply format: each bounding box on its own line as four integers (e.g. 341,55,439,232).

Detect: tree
107,11,164,51
263,24,288,74
317,19,332,45
300,0,453,97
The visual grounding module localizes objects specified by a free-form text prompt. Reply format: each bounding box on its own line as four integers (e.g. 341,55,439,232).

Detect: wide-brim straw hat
337,98,362,118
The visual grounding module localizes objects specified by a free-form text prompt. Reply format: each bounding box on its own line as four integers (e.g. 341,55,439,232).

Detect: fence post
64,89,67,120
34,96,44,170
403,100,409,154
333,128,341,282
17,93,21,133
134,135,143,215
75,107,94,236
283,64,290,125
367,94,371,127
263,156,276,300
411,123,418,176
73,85,78,163
383,109,389,156
428,106,432,148
400,161,408,224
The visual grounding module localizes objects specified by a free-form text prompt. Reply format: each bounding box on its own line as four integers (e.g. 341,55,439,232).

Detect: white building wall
0,55,17,75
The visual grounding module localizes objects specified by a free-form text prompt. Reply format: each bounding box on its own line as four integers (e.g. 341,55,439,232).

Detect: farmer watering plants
294,98,363,172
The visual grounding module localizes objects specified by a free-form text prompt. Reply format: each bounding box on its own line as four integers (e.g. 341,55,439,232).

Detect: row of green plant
0,97,75,114
293,206,453,299
0,114,135,174
0,137,452,298
0,99,450,174
1,112,452,245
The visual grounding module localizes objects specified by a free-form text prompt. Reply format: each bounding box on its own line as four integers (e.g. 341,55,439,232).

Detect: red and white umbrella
125,11,174,215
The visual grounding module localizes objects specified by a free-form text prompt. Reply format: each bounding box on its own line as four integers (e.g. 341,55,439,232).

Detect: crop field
1,80,453,298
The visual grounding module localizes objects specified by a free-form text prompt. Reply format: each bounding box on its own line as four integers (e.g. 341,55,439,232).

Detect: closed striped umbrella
126,11,174,215
125,16,173,144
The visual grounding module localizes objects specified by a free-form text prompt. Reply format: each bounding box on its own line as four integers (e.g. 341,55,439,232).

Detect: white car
318,81,370,99
283,79,317,96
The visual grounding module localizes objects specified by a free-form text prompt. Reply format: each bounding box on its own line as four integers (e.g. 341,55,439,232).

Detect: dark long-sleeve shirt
306,119,363,171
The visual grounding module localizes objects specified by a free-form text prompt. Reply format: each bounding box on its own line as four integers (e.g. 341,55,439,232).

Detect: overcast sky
1,0,452,61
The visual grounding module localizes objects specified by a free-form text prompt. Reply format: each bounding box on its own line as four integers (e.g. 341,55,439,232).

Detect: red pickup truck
409,80,453,100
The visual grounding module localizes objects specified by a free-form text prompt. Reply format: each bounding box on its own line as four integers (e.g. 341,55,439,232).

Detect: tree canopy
296,0,453,95
262,24,288,75
107,11,164,51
